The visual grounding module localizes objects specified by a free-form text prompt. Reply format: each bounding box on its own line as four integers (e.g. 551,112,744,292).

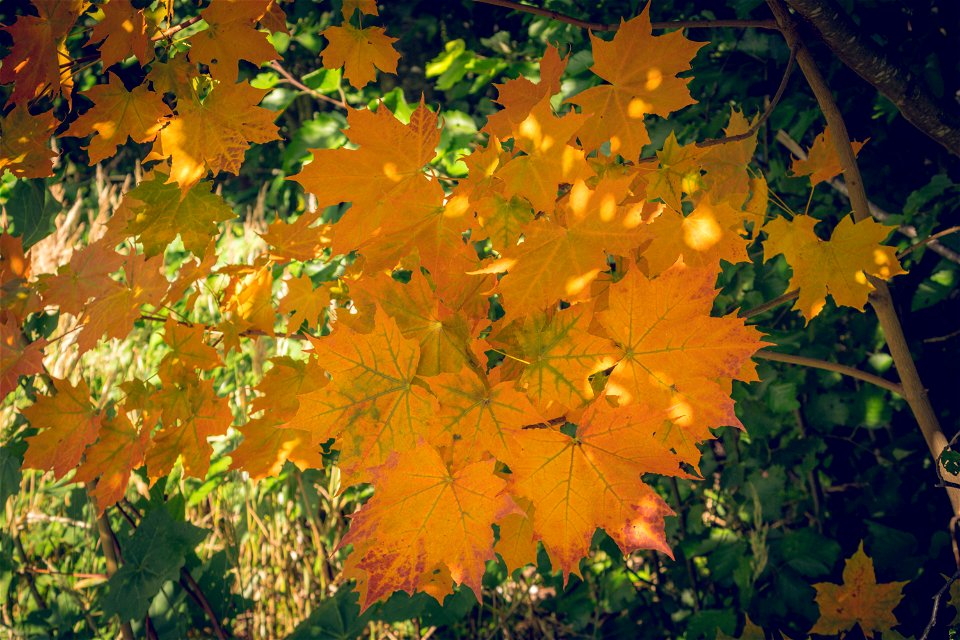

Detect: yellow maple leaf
320,23,400,89
484,45,566,140
90,0,160,68
118,173,233,257
229,416,324,481
189,0,278,80
811,542,907,638
764,214,905,321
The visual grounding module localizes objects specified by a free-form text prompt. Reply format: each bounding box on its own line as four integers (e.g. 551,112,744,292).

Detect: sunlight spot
609,134,623,152
121,19,134,33
599,193,617,222
683,207,722,252
645,68,663,91
667,399,693,427
854,270,868,285
681,171,701,195
381,161,401,182
872,248,897,277
565,268,601,296
443,193,470,219
627,97,650,119
519,113,541,141
569,180,590,214
538,134,555,154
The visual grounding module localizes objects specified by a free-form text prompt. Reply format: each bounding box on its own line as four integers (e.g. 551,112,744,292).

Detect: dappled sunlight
683,205,723,252
565,268,602,296
644,67,663,91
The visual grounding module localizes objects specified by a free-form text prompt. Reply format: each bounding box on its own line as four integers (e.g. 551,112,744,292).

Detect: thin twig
151,15,202,41
269,61,348,109
755,349,903,395
898,225,960,259
472,0,779,31
739,289,800,318
920,569,960,640
697,45,798,149
93,506,134,640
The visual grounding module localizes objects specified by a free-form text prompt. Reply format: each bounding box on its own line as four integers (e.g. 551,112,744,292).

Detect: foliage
1,0,960,638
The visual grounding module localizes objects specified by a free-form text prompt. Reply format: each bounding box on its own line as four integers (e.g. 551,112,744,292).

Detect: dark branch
784,0,960,157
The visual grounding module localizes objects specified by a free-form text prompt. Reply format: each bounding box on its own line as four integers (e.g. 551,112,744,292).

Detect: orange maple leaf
64,73,171,165
792,126,867,186
22,377,100,479
149,78,280,189
1,315,47,398
189,0,278,80
341,444,515,609
567,8,705,161
320,23,400,89
286,308,436,480
0,0,86,105
90,0,159,68
811,542,906,638
484,45,567,140
764,214,905,321
75,412,149,514
229,416,324,481
595,265,768,465
0,106,57,179
503,401,683,578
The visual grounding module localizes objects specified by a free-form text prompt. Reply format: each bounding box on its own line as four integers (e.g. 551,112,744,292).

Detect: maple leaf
492,306,617,413
258,211,331,262
0,234,42,322
473,193,534,252
90,0,160,68
594,265,767,465
224,265,276,334
279,275,329,331
161,321,219,370
811,542,906,638
118,173,233,257
495,496,539,573
320,23,400,89
64,74,171,165
426,366,544,462
792,126,867,186
484,45,566,140
567,8,705,161
503,401,683,578
496,95,591,213
76,252,170,353
699,109,760,208
342,0,379,19
341,444,515,609
190,0,278,80
22,377,100,479
348,268,471,376
75,412,149,514
145,366,233,480
0,0,86,105
250,356,326,421
147,55,195,96
229,417,324,481
1,316,46,398
148,78,280,189
764,215,905,321
646,131,705,212
285,308,436,480
39,239,124,316
0,106,57,179
485,175,654,317
638,195,750,275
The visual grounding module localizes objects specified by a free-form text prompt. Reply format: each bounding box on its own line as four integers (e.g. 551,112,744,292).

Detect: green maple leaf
121,172,233,257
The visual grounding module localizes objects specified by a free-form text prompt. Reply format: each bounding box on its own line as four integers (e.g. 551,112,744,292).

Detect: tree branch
471,0,779,32
93,508,135,640
269,61,347,110
784,0,960,157
768,0,960,516
775,129,960,264
755,349,903,395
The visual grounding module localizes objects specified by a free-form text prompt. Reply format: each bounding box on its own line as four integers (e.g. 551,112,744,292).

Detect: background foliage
2,0,959,638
